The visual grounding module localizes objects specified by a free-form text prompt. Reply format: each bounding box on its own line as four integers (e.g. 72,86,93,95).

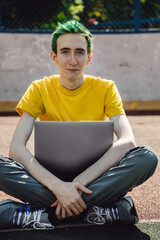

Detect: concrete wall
0,33,160,102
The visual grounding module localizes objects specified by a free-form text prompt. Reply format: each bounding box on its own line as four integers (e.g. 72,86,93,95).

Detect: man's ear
51,51,58,64
86,52,93,66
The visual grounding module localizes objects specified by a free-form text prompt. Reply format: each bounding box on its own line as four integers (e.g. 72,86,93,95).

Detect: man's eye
62,51,68,54
77,51,85,54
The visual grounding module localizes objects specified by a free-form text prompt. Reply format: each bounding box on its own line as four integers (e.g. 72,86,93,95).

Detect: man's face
51,33,92,83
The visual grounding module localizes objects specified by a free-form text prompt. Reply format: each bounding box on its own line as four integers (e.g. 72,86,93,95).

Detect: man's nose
69,53,77,65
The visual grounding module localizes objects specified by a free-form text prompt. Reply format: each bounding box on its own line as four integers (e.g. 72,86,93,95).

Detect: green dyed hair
51,20,94,54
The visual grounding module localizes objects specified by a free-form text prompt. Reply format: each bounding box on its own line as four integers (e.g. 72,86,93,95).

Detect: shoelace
13,208,54,229
87,205,119,225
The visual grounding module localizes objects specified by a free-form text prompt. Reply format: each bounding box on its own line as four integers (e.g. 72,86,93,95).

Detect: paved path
0,116,159,220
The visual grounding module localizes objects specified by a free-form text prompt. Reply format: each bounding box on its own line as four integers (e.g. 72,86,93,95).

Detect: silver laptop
34,121,114,181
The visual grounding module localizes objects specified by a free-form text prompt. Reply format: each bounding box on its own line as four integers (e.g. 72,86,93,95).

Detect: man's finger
61,207,67,219
78,197,87,210
50,199,58,207
66,209,74,217
56,203,62,219
74,203,84,213
77,184,93,194
70,205,80,215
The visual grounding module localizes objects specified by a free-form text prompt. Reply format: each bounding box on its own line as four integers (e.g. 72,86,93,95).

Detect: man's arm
73,114,136,186
9,111,63,192
9,111,92,219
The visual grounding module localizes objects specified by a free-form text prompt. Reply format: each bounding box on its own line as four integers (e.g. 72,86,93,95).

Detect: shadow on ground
0,222,159,240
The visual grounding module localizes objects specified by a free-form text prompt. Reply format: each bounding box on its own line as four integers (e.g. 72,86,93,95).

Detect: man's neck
59,76,84,91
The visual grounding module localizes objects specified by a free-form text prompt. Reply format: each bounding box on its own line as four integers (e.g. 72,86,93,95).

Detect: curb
0,100,160,113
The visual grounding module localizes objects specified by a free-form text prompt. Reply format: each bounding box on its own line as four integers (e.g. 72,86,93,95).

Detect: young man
0,20,158,229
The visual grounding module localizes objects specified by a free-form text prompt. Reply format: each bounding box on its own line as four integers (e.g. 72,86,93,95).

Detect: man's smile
66,68,79,72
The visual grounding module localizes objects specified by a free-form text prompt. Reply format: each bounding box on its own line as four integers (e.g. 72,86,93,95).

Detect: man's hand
50,182,92,219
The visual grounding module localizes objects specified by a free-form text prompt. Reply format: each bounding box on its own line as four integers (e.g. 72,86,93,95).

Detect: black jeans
0,146,158,207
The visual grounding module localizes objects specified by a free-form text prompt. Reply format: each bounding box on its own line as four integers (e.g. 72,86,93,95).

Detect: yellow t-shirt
16,75,125,120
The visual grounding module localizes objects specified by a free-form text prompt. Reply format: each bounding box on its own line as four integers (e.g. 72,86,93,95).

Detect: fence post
66,0,70,20
134,0,140,32
0,3,2,31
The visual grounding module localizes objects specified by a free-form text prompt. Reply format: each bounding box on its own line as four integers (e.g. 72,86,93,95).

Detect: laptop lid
34,121,114,181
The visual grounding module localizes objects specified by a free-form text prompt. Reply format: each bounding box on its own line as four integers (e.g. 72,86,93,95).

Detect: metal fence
0,0,160,33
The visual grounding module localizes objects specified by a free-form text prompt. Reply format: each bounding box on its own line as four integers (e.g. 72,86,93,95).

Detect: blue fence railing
91,18,160,34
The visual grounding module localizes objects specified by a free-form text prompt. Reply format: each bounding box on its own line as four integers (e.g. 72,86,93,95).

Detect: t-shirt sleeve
104,81,125,118
16,82,45,118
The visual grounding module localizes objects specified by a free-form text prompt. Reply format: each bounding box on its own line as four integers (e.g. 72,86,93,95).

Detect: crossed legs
0,146,158,209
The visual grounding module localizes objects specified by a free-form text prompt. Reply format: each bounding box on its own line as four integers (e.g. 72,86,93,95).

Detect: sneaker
0,199,54,229
85,196,139,225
